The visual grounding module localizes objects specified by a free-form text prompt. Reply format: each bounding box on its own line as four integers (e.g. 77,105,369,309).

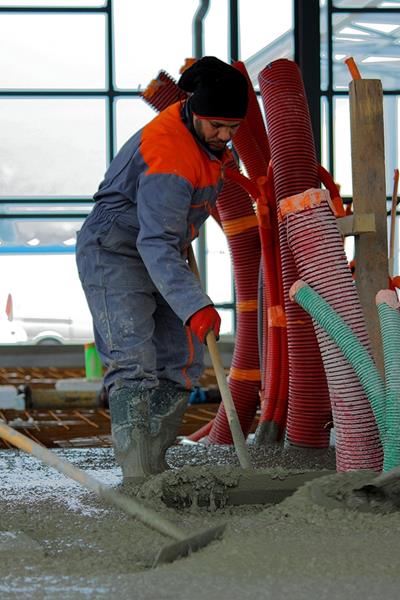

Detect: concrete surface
0,443,399,599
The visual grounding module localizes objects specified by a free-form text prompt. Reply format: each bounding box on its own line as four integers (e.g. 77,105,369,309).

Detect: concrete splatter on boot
108,387,153,481
150,381,189,472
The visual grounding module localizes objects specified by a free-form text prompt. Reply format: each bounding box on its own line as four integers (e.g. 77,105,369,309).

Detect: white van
0,310,28,344
4,292,94,345
2,254,94,346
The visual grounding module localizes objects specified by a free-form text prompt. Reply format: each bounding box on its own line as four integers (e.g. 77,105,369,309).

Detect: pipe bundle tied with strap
282,188,383,471
259,58,331,448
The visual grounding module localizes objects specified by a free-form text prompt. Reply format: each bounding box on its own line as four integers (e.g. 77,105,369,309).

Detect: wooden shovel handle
0,421,186,540
187,245,252,470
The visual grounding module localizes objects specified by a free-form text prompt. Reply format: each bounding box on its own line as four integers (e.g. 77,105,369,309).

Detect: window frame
0,0,243,348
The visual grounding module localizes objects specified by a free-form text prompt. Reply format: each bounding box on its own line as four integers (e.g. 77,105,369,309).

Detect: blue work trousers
76,212,204,393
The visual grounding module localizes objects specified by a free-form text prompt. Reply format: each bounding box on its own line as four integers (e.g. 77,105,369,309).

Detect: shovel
187,245,252,470
0,421,225,566
353,466,400,509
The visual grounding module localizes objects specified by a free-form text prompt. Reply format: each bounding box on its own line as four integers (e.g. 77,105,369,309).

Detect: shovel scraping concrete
353,466,400,509
0,421,225,566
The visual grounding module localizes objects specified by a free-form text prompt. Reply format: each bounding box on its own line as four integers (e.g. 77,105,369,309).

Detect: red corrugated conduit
259,59,331,448
233,61,271,167
141,70,187,112
232,119,268,183
207,163,262,443
255,163,344,440
228,63,288,443
254,163,345,442
280,188,383,471
187,419,214,442
255,170,288,441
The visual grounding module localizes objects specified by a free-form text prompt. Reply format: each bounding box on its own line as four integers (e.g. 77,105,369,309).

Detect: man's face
193,115,241,152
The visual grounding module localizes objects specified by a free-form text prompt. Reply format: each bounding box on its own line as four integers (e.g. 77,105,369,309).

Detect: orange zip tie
222,214,258,237
345,57,362,80
237,299,258,312
280,188,329,219
230,367,261,382
267,305,287,327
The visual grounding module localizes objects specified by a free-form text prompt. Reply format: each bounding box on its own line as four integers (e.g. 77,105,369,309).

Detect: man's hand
188,305,221,343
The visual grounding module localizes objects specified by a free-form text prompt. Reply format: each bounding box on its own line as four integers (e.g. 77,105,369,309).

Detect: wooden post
349,79,388,375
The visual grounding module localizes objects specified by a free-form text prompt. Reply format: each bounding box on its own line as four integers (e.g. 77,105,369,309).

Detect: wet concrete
1,443,400,599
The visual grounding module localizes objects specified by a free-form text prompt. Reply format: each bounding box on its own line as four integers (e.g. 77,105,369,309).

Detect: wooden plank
337,213,376,237
0,405,237,448
29,388,99,409
349,79,388,375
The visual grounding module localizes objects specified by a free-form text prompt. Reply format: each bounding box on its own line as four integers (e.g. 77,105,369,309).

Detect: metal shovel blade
153,523,226,567
353,466,400,508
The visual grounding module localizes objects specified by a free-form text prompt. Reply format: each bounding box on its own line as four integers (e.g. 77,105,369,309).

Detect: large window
0,0,294,347
321,0,400,270
242,0,294,86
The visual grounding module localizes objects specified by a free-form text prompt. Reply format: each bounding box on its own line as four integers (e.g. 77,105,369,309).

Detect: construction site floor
1,443,399,600
0,404,227,450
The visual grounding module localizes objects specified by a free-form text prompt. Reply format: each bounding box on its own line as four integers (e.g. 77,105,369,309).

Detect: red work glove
188,305,221,344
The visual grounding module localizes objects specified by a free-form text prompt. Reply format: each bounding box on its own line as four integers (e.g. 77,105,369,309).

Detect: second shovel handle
187,245,252,470
205,331,252,469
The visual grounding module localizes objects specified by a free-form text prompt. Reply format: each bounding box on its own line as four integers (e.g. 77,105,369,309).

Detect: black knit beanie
178,56,248,120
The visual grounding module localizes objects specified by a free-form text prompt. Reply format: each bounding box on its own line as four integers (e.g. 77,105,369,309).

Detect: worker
76,56,248,480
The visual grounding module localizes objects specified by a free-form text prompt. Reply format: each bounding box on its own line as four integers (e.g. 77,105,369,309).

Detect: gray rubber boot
108,387,154,481
149,381,189,472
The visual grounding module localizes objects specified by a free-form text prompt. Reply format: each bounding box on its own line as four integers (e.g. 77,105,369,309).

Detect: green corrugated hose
291,281,400,472
290,281,386,440
376,295,400,471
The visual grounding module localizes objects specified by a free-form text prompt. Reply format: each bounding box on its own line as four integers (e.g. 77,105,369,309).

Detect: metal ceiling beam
294,0,321,160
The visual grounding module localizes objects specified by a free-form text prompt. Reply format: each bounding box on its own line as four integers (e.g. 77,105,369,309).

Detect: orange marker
345,57,362,80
